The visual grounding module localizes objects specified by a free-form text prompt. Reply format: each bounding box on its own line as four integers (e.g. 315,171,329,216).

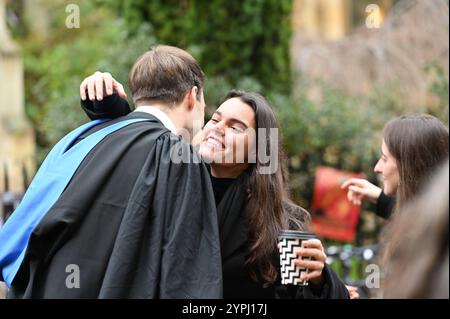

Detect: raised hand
80,71,127,101
341,178,382,206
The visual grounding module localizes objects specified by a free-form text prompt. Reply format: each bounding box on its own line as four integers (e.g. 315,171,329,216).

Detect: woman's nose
213,121,226,135
374,160,382,174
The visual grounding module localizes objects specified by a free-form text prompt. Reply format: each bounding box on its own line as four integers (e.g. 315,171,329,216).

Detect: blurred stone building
291,0,449,112
0,0,35,222
293,0,395,40
291,0,448,244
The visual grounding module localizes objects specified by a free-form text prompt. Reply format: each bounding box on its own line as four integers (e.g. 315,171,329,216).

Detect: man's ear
186,86,198,111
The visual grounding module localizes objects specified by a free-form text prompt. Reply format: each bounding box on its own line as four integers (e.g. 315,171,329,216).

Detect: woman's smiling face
199,97,256,166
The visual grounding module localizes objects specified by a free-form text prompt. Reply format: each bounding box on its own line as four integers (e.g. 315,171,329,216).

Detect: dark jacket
214,173,349,299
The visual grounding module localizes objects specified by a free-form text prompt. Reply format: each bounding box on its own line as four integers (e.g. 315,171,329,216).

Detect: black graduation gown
214,174,350,299
8,111,222,298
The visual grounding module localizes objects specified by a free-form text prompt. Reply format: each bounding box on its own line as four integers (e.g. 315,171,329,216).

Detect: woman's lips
205,135,225,150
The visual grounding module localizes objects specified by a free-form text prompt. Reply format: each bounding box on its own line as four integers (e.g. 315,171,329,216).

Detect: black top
216,173,349,299
211,175,236,205
376,191,395,219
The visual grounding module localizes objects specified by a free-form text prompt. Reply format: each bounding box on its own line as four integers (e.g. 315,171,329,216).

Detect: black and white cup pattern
279,237,311,286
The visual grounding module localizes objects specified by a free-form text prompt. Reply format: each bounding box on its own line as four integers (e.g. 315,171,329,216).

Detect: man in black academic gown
6,45,222,298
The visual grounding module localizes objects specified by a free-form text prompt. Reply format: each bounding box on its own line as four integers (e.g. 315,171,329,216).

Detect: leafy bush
21,1,154,162
268,82,401,209
98,0,293,95
425,63,449,123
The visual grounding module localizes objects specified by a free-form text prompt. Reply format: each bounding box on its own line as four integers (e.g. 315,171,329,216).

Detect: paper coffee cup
278,230,316,286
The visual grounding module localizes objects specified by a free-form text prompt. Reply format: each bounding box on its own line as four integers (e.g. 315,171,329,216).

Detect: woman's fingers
302,239,324,252
345,180,377,205
348,189,363,205
80,72,121,101
113,80,128,99
94,72,106,100
296,247,326,262
295,240,327,263
346,285,360,299
349,185,366,195
301,270,323,282
342,178,382,204
294,258,324,271
341,178,365,189
102,72,114,96
291,239,327,285
80,77,88,100
87,75,96,101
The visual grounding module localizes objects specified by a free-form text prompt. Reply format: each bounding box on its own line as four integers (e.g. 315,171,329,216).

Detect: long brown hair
222,91,310,286
382,162,449,298
383,114,448,211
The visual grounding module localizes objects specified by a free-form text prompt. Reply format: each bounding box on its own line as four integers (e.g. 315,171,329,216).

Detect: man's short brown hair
129,45,205,106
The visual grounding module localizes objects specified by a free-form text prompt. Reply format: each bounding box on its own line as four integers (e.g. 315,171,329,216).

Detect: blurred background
0,0,448,292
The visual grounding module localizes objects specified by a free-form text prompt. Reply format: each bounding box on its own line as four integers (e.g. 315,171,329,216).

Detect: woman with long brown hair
342,114,449,217
79,73,349,299
382,161,449,298
199,90,333,298
342,115,448,298
379,114,449,212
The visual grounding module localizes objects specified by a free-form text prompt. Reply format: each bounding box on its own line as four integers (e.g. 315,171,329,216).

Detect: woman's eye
231,127,244,133
211,118,219,123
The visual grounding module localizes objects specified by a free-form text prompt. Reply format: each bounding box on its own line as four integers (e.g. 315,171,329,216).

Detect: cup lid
278,229,317,240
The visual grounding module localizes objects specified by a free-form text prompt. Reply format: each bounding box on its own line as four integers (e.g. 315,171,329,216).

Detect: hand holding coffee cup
294,238,327,286
279,230,327,286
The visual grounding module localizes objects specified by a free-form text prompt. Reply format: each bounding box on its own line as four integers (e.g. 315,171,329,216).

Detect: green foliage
204,76,264,114
17,0,293,163
269,82,398,209
100,0,293,95
425,63,449,124
21,1,154,163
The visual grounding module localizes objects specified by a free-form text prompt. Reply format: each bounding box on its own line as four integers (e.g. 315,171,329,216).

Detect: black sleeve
155,136,223,298
375,191,395,219
301,264,350,299
98,133,223,298
80,93,132,120
274,264,349,299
